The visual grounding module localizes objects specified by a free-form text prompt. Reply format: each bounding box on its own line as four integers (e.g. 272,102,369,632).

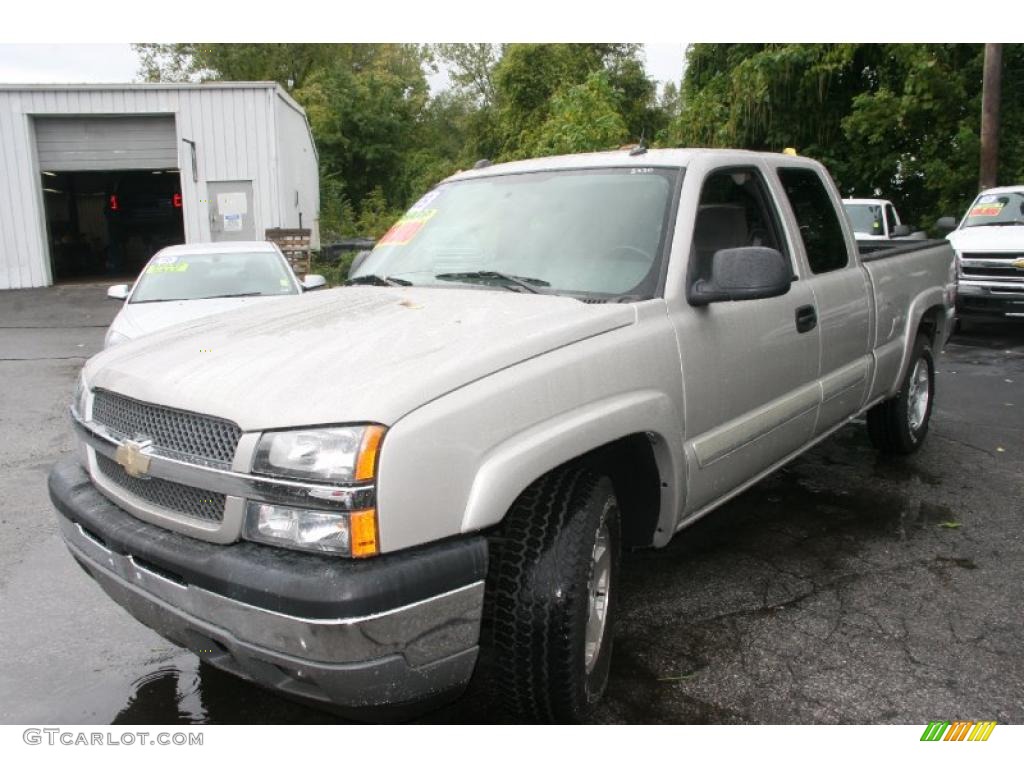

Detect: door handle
795,304,817,333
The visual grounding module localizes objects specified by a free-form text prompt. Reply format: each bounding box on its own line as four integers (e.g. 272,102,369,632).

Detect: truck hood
111,295,293,342
85,286,636,430
947,226,1024,252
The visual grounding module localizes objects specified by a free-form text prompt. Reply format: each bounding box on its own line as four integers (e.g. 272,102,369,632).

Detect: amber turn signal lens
349,509,379,558
355,425,386,482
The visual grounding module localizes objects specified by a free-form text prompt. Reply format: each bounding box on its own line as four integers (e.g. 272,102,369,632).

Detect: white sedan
104,242,325,348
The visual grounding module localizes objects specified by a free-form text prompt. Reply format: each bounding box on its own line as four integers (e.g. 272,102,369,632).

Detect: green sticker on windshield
147,262,190,274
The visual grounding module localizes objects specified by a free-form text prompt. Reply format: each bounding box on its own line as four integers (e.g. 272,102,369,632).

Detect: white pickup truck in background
944,186,1024,324
844,198,927,247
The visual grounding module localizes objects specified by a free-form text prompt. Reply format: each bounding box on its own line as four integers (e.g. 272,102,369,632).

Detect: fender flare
889,287,949,397
460,389,683,543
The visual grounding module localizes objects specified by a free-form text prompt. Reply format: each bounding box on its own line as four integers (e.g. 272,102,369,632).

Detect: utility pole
979,43,1003,191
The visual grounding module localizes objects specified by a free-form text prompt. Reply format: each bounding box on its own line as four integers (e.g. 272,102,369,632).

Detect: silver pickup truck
49,149,956,722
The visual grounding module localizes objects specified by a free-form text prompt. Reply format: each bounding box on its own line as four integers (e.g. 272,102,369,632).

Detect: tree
669,43,1024,228
432,44,500,106
490,43,657,160
133,43,349,91
522,72,629,157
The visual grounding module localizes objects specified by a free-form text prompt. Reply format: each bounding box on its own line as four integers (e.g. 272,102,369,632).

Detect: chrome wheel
907,357,930,432
584,518,612,674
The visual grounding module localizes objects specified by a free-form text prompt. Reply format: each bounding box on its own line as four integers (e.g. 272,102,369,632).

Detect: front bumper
49,456,487,716
957,283,1024,319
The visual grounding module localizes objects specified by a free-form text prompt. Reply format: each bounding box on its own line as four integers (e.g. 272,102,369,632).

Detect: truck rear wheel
483,466,620,723
867,333,935,454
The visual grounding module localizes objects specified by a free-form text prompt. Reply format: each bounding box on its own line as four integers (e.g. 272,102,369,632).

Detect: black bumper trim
49,456,487,620
957,294,1024,317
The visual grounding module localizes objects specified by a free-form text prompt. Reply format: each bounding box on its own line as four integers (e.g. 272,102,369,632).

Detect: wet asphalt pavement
0,284,1021,724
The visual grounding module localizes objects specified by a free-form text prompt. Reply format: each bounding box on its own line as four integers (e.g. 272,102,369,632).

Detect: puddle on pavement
110,660,340,724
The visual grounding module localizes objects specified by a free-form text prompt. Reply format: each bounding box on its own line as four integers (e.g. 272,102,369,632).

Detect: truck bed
860,239,955,402
857,238,948,260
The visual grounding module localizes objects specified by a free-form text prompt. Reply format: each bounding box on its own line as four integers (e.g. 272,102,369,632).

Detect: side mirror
891,224,911,237
301,274,327,291
935,216,958,233
107,284,130,301
689,247,794,306
348,250,372,279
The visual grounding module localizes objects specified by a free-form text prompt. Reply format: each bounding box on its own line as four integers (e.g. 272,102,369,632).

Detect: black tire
483,466,621,723
866,333,935,454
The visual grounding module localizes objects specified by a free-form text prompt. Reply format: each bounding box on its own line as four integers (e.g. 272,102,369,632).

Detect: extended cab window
777,168,849,274
690,168,788,286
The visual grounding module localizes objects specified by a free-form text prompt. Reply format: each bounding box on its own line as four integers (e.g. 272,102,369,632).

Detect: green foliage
310,255,357,288
353,188,401,240
491,44,656,159
671,43,1024,229
133,43,348,90
296,48,429,208
521,72,629,157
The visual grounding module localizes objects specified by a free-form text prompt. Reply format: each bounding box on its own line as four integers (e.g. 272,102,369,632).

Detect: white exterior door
208,181,255,242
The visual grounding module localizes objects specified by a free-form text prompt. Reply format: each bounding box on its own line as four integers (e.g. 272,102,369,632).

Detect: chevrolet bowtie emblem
115,439,152,478
1012,258,1024,270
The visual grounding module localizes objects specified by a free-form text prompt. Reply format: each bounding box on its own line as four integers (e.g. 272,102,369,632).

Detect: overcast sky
0,43,687,91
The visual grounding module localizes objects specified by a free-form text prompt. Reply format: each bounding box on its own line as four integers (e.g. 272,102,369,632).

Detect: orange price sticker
969,203,1004,217
378,210,437,246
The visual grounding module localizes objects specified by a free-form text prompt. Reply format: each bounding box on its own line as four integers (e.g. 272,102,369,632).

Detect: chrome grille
96,454,225,522
92,389,241,467
961,264,1024,281
961,252,1024,261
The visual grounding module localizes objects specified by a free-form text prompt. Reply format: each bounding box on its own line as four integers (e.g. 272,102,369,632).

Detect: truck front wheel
867,333,935,454
483,466,621,723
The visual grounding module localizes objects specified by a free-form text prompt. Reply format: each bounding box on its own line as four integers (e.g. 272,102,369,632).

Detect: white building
0,82,319,289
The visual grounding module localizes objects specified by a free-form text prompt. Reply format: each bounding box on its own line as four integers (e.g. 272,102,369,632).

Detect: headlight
72,373,88,418
104,329,131,348
243,501,378,557
253,425,385,483
247,425,385,556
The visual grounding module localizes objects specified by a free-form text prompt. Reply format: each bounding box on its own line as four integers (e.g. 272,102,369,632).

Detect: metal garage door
35,116,178,171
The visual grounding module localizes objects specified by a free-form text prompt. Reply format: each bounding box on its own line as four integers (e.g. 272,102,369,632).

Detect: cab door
772,164,872,435
671,163,821,516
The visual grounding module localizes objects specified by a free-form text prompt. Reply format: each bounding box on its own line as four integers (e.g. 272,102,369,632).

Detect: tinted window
690,168,787,285
777,168,849,274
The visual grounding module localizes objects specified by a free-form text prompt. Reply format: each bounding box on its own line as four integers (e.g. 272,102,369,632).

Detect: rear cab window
777,167,850,274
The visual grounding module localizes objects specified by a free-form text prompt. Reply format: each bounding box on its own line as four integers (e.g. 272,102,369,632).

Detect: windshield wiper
346,274,413,287
198,292,264,299
435,271,550,294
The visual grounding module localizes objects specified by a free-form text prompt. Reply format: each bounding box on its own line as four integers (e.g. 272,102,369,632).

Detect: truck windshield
352,167,680,301
130,250,298,303
844,203,884,236
962,191,1024,228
